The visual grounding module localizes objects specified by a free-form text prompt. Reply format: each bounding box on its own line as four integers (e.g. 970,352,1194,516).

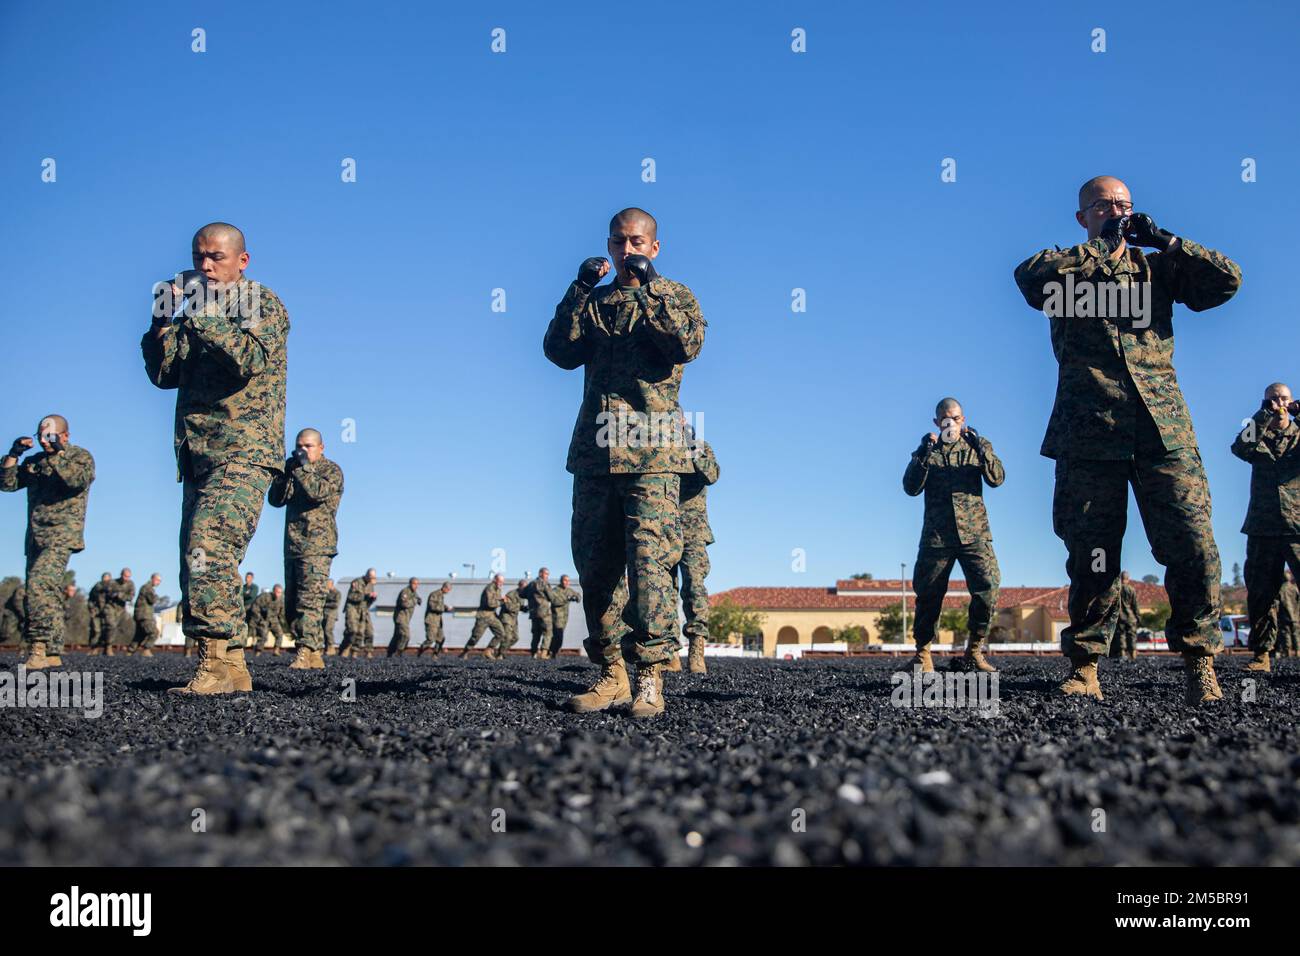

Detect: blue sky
1,1,1297,599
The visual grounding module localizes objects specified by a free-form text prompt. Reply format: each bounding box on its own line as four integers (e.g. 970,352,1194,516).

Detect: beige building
709,578,1169,658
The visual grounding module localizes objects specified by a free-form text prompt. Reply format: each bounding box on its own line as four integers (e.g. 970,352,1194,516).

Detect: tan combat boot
458,646,472,659
105,644,115,657
688,639,707,674
963,635,997,673
364,647,373,659
1184,653,1222,705
184,645,194,658
223,641,253,691
1060,655,1103,699
141,648,154,658
665,652,682,672
1245,650,1270,673
289,645,313,670
168,638,236,695
24,642,51,670
46,653,64,667
908,644,933,674
630,661,666,718
567,658,633,713
483,646,498,661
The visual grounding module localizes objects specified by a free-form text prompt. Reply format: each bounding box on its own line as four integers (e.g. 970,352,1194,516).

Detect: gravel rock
1,652,1296,865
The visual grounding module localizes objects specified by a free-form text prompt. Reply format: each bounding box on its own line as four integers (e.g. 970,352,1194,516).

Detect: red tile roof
711,580,1170,612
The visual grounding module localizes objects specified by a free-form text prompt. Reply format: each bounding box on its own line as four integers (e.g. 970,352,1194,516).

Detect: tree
1141,574,1159,584
876,605,910,644
1140,602,1171,632
849,573,873,581
1231,562,1243,588
708,598,766,644
832,623,868,645
939,608,968,638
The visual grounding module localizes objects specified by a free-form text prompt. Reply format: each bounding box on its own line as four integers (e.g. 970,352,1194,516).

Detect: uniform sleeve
48,448,95,493
903,445,931,496
637,281,705,365
1158,239,1242,313
0,462,22,493
292,461,344,503
977,438,1005,488
693,442,720,485
267,469,291,508
570,590,581,604
1231,410,1277,462
141,322,182,390
186,289,289,382
543,282,594,370
346,582,366,607
1013,240,1113,311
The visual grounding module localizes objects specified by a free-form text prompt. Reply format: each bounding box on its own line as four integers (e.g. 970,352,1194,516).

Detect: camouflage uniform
902,433,1004,649
131,580,160,650
523,577,556,654
1109,581,1140,657
1015,235,1240,660
343,578,376,653
1,583,24,647
420,589,450,652
322,585,341,652
388,584,421,655
86,579,107,650
1232,410,1300,656
107,576,134,646
242,581,260,625
493,586,525,653
544,275,706,666
467,580,506,650
142,275,288,650
675,439,719,650
1277,580,1300,655
248,591,288,650
549,585,581,656
0,444,95,656
268,456,344,652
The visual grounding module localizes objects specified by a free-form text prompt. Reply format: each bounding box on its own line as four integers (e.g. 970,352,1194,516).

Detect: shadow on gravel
493,673,582,695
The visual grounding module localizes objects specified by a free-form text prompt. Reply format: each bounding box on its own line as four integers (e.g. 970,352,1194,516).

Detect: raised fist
576,257,610,288
1098,216,1128,254
8,437,33,459
623,254,658,286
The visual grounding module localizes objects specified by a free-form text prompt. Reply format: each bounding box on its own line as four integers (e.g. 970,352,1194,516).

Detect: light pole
463,563,476,579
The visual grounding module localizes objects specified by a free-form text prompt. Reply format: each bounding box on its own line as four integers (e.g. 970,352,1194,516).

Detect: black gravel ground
1,651,1298,866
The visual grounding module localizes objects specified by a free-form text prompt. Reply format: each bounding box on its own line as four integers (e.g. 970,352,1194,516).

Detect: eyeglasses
1082,198,1133,214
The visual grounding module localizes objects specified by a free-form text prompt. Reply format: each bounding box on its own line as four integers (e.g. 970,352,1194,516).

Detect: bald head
935,397,962,419
38,414,69,435
1265,382,1291,401
609,207,657,241
1078,176,1129,211
193,222,246,253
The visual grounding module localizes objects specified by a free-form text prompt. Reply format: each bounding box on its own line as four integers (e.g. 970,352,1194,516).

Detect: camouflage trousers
1053,443,1222,661
1109,619,1137,657
179,461,273,650
87,611,102,648
491,616,519,652
675,538,712,643
1278,625,1300,655
23,545,72,654
1244,535,1300,654
420,615,444,649
94,607,122,649
341,609,373,651
548,622,567,656
286,554,333,652
529,613,553,654
468,610,504,649
912,540,1001,648
322,610,339,652
572,473,682,667
250,614,288,650
131,614,160,649
389,617,413,655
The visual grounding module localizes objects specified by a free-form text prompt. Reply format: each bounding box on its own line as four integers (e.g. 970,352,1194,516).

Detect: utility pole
463,562,476,579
